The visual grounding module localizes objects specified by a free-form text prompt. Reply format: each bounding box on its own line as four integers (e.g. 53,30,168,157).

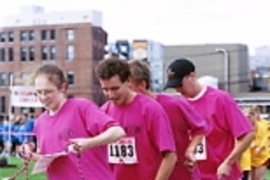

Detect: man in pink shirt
95,57,177,180
128,60,209,180
164,58,255,180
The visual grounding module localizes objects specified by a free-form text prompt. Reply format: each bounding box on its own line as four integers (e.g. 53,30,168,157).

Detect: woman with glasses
19,63,125,180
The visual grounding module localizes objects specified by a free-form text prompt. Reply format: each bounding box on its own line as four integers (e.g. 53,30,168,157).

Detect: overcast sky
0,0,269,54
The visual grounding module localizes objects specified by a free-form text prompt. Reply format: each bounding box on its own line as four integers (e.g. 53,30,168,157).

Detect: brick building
0,6,107,117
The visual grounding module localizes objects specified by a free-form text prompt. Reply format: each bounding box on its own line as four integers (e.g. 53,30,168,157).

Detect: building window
0,33,5,42
0,96,6,113
66,45,74,60
66,29,74,41
8,32,14,42
8,48,13,61
0,73,7,86
8,72,13,85
41,46,48,60
29,31,35,41
41,30,47,41
0,48,5,62
20,31,28,41
11,106,15,114
50,30,55,40
29,47,35,61
49,46,56,60
29,107,35,114
21,47,27,61
67,71,74,85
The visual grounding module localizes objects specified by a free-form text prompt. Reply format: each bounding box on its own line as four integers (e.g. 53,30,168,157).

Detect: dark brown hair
95,57,131,83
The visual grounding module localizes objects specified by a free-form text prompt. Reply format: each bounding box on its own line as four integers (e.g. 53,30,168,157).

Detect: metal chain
5,147,30,180
68,143,85,180
6,143,85,180
76,154,85,180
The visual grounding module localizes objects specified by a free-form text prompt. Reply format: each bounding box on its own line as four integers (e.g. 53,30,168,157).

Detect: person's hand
217,162,231,179
68,138,91,154
184,148,196,171
19,142,34,160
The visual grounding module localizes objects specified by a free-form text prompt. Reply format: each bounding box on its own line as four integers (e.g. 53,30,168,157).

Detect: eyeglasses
35,89,57,98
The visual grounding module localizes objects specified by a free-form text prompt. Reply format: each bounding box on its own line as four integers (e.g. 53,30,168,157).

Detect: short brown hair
128,60,151,89
32,63,67,89
95,57,131,83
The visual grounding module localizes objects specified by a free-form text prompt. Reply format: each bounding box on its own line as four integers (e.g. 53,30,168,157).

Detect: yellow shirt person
240,147,251,171
258,118,270,158
251,120,269,167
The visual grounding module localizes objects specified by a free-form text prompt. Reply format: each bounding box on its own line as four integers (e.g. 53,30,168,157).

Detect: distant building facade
106,39,164,92
163,44,249,96
0,6,107,116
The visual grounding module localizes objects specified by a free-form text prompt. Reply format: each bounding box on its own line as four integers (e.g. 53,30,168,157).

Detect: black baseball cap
164,58,195,89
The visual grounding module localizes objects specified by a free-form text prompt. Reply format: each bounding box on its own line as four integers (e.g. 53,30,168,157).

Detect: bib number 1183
108,137,138,164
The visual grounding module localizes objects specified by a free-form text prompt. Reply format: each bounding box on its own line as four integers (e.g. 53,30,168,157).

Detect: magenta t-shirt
156,94,209,180
34,98,118,180
102,93,176,180
186,86,253,180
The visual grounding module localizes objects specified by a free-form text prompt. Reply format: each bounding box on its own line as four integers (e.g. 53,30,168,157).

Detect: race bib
108,137,138,164
194,137,207,160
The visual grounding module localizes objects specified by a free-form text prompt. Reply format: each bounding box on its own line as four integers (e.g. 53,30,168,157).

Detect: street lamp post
215,48,229,92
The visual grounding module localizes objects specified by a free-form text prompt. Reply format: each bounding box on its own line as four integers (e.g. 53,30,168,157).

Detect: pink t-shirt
186,86,254,180
34,98,118,180
156,94,209,180
102,93,176,180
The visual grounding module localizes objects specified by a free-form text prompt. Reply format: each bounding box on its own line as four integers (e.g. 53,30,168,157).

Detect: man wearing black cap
165,58,255,180
128,59,209,180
